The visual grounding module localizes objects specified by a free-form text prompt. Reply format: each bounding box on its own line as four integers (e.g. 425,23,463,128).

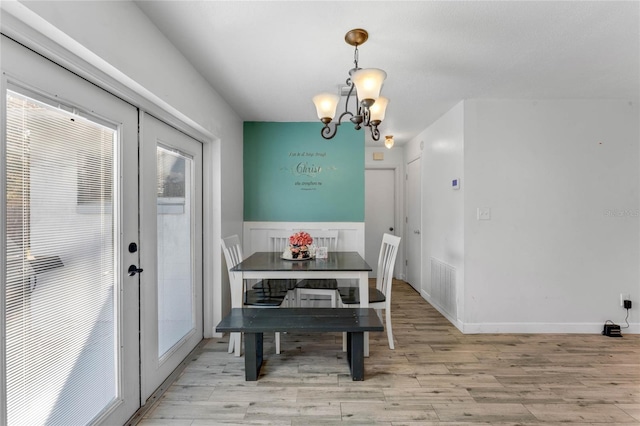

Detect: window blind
5,90,119,425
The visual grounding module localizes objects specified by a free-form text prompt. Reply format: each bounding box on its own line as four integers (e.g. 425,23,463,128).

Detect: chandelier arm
361,104,371,127
321,121,339,140
337,110,354,124
370,124,380,141
343,78,355,114
321,109,357,139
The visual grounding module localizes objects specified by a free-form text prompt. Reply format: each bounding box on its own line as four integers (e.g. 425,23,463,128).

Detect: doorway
364,168,396,277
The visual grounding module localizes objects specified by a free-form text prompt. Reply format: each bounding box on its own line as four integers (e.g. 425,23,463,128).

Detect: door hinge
405,259,408,266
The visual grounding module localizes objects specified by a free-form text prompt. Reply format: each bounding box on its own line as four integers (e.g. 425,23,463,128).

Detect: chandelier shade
351,68,386,105
312,93,340,121
312,28,390,142
369,96,389,123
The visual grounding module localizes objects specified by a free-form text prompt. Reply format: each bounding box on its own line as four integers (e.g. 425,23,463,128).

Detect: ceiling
134,1,639,147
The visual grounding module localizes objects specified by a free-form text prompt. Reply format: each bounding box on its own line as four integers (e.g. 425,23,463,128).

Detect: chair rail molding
243,222,365,257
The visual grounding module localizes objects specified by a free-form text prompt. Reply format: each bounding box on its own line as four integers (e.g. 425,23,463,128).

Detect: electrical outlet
477,207,491,220
620,293,631,307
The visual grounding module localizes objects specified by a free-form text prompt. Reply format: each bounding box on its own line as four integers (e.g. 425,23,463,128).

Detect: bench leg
346,331,365,381
244,332,263,381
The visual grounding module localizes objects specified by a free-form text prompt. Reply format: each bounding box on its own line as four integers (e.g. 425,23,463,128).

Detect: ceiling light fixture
312,28,389,142
384,135,394,149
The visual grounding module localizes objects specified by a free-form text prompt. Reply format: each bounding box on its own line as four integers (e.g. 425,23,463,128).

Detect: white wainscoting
242,222,365,257
430,257,457,320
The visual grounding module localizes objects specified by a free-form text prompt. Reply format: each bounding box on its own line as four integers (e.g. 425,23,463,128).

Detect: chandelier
312,29,389,141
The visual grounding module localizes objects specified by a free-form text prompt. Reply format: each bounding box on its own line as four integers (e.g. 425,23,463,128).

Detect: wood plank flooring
139,280,640,425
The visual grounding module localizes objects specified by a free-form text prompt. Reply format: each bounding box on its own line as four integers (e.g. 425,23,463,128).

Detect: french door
1,36,139,424
2,36,204,424
139,113,203,401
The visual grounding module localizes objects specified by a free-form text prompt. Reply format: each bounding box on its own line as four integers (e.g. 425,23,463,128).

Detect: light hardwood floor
139,280,640,425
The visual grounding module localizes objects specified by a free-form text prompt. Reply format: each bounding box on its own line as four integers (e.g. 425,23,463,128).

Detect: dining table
229,251,373,355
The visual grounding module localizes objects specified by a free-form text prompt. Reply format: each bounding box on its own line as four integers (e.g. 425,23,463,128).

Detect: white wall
408,99,639,333
464,99,639,333
7,0,244,336
405,102,465,326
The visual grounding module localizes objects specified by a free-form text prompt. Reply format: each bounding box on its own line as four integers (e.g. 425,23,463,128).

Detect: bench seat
216,307,383,381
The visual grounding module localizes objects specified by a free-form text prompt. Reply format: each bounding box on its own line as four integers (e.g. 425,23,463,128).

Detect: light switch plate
477,207,491,220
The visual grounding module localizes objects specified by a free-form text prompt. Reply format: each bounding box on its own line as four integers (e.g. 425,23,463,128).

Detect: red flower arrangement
289,231,313,247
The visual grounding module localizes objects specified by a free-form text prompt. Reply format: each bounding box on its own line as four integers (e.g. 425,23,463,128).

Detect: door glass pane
5,90,118,425
157,146,194,357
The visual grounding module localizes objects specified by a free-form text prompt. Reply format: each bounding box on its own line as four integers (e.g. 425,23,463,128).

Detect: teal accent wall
244,122,364,222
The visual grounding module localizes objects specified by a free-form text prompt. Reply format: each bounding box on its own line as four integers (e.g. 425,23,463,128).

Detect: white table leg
230,271,243,357
358,271,369,357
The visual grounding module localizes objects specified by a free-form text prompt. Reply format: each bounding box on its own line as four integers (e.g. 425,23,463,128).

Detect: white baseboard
420,289,639,334
421,289,463,331
461,322,640,334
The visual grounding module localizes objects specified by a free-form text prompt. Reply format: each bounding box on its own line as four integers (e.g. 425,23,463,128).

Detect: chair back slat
375,233,401,305
267,230,293,252
310,230,339,251
221,235,245,309
221,234,243,269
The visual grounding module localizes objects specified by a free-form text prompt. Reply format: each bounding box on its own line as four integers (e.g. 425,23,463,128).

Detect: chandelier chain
353,45,359,69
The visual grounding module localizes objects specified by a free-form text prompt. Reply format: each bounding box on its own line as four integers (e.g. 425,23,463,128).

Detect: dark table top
216,307,384,333
231,251,372,272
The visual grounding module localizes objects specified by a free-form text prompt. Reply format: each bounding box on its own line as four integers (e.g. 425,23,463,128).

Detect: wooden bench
216,307,384,381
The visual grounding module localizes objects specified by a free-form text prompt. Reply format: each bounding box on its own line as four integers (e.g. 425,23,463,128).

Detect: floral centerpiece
286,231,313,259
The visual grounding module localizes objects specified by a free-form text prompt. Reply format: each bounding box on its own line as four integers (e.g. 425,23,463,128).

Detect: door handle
128,265,144,276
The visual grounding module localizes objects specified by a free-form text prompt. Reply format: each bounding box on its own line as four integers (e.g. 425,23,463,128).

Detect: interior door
406,158,422,292
2,36,140,425
365,169,396,277
139,113,203,401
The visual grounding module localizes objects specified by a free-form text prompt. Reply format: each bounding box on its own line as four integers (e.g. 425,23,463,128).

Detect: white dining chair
267,230,294,253
252,230,299,303
338,233,401,350
221,235,285,356
296,230,339,307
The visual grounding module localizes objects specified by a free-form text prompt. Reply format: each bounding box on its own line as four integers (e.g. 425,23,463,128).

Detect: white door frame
365,165,404,279
406,156,422,292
